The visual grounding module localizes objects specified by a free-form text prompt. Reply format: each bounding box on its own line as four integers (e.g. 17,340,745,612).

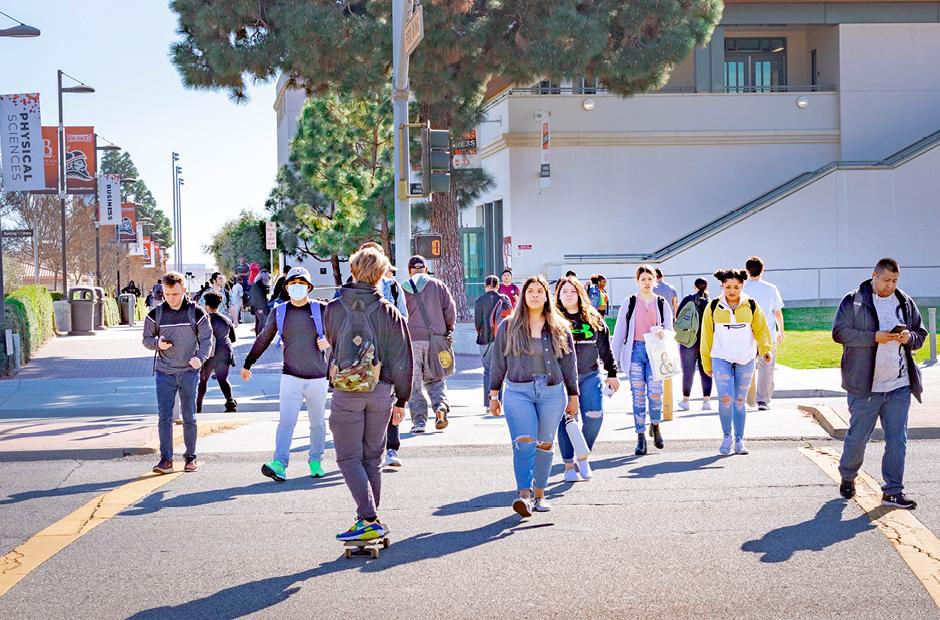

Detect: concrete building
462,2,940,305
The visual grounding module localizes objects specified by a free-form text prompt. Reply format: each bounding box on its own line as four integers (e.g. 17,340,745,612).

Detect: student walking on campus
325,246,414,542
474,276,513,414
555,275,618,482
586,274,610,316
242,267,331,481
700,269,773,456
199,272,231,317
833,258,927,509
612,265,674,456
499,269,520,307
743,256,785,410
653,268,679,318
142,272,214,474
249,270,271,336
196,292,238,414
489,276,579,517
229,277,244,325
675,278,713,411
402,255,456,433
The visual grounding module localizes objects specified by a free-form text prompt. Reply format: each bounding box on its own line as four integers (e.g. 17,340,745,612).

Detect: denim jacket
489,322,579,396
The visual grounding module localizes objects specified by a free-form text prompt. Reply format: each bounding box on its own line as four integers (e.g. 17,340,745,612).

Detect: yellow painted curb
0,471,182,598
798,404,848,439
800,446,940,610
140,418,254,454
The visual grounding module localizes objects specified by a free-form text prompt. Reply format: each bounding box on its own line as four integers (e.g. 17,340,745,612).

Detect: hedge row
103,296,121,327
1,285,56,372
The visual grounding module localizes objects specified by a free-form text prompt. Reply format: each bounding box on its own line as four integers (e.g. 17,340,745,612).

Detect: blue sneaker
336,519,387,541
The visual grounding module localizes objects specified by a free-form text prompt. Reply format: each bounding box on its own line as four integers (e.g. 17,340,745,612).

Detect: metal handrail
506,84,834,96
564,129,940,263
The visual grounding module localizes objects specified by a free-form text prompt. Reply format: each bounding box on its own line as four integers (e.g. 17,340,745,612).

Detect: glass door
724,38,787,92
461,227,485,302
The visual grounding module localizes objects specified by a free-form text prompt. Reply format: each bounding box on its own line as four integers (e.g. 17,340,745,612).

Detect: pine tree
171,0,722,316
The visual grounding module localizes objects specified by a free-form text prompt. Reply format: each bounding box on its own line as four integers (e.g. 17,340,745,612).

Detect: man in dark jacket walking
143,271,214,474
832,258,927,509
249,270,272,335
474,275,511,413
402,255,456,433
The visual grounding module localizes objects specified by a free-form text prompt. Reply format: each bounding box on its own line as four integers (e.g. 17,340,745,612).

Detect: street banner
119,202,137,243
97,174,121,225
135,223,145,256
452,130,480,169
41,125,96,194
539,119,551,189
143,237,155,268
265,221,277,250
0,93,45,192
154,242,163,269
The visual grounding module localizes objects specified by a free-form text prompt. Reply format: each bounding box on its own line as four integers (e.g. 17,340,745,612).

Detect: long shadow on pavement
0,477,141,506
121,473,345,516
127,516,539,620
741,498,877,563
621,454,726,479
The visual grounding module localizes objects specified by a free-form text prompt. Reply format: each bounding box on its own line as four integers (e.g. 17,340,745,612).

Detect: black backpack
328,296,383,393
624,294,666,325
709,297,757,316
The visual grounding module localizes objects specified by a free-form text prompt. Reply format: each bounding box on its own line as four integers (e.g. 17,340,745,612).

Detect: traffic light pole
392,0,411,275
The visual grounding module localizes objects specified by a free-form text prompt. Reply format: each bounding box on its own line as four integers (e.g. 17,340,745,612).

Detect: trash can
92,287,106,330
68,287,96,335
118,294,136,326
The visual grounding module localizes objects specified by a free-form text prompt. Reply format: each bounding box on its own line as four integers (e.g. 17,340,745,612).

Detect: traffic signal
413,234,443,258
421,127,451,196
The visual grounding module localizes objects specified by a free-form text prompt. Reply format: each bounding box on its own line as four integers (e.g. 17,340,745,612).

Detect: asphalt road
2,438,940,618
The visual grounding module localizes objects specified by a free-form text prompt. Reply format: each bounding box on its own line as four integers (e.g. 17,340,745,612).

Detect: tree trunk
429,189,469,321
380,200,392,258
331,254,343,287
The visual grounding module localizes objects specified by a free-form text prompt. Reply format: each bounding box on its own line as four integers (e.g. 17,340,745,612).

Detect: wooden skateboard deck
662,377,674,421
343,537,390,559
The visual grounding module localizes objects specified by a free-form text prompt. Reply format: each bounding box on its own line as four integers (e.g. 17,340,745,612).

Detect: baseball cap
408,255,427,270
285,266,313,287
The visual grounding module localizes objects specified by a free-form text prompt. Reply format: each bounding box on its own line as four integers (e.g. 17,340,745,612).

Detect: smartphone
890,325,906,334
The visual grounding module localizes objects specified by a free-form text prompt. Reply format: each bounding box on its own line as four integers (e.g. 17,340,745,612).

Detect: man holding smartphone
832,258,928,509
143,271,214,474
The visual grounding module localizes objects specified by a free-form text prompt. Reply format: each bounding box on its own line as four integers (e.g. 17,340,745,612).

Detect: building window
724,37,787,92
810,49,817,88
534,80,561,95
574,77,600,94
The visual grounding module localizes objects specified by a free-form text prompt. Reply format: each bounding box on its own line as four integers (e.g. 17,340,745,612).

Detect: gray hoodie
143,299,214,374
402,273,456,342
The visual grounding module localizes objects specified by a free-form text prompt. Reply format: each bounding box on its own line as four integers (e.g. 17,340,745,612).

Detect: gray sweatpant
408,339,449,424
329,383,394,521
749,345,777,406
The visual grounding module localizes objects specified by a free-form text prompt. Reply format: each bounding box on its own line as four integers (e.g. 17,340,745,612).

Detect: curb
798,404,848,439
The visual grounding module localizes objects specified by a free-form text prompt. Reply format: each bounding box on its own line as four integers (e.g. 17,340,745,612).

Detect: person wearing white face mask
242,267,332,482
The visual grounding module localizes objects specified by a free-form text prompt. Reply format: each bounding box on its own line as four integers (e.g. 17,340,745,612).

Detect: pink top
633,298,660,340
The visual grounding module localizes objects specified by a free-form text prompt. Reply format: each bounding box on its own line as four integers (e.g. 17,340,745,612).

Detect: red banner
41,125,96,193
119,202,137,243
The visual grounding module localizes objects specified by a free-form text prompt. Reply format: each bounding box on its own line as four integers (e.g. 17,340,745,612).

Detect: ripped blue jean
712,358,755,441
503,376,567,491
558,372,604,463
630,341,663,433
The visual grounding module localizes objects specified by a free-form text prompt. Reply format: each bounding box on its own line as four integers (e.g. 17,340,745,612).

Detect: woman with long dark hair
490,276,579,516
676,278,713,412
555,275,619,482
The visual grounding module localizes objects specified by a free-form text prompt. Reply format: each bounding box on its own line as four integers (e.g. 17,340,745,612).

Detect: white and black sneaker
412,420,426,434
383,449,401,468
512,497,532,518
882,493,917,509
757,402,770,411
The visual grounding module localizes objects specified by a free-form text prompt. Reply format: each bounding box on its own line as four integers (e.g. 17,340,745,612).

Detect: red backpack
489,294,513,339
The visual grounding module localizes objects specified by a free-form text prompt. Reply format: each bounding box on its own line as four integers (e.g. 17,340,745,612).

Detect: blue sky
0,1,278,267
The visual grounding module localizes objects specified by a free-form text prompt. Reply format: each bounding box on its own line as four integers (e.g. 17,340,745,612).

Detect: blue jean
558,372,604,463
156,369,198,461
838,387,911,496
503,376,567,491
274,375,328,466
480,343,502,407
630,341,663,433
712,358,754,441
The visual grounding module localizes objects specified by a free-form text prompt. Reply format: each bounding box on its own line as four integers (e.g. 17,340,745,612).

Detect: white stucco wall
839,23,940,160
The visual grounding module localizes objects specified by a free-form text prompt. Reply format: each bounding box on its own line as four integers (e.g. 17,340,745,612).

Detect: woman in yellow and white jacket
701,269,774,456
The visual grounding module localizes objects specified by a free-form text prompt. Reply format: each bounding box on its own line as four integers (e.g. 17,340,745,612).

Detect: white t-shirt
743,279,784,341
872,293,909,393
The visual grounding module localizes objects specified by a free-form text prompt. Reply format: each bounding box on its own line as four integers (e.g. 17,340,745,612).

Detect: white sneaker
512,497,532,518
383,449,401,467
576,459,592,481
533,497,552,512
678,400,690,411
734,439,749,455
412,420,426,433
702,400,712,411
719,436,733,455
563,468,580,483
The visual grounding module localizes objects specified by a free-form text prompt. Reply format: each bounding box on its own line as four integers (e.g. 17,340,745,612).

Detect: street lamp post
0,10,40,37
57,69,94,294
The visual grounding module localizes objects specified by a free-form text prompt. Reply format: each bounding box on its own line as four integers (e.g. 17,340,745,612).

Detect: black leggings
197,361,233,410
679,344,713,398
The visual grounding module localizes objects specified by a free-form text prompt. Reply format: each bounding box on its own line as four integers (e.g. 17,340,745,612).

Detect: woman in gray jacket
489,275,579,517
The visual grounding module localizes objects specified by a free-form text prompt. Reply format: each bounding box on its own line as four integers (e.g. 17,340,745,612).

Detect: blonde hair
554,275,605,333
350,246,390,285
503,275,572,358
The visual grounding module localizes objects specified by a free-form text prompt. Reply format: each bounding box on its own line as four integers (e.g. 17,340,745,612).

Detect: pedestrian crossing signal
413,234,443,258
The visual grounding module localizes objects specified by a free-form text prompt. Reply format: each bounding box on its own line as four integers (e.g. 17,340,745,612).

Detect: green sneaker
309,461,326,478
261,460,287,482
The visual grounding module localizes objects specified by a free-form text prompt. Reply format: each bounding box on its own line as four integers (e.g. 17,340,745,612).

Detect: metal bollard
929,308,937,364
